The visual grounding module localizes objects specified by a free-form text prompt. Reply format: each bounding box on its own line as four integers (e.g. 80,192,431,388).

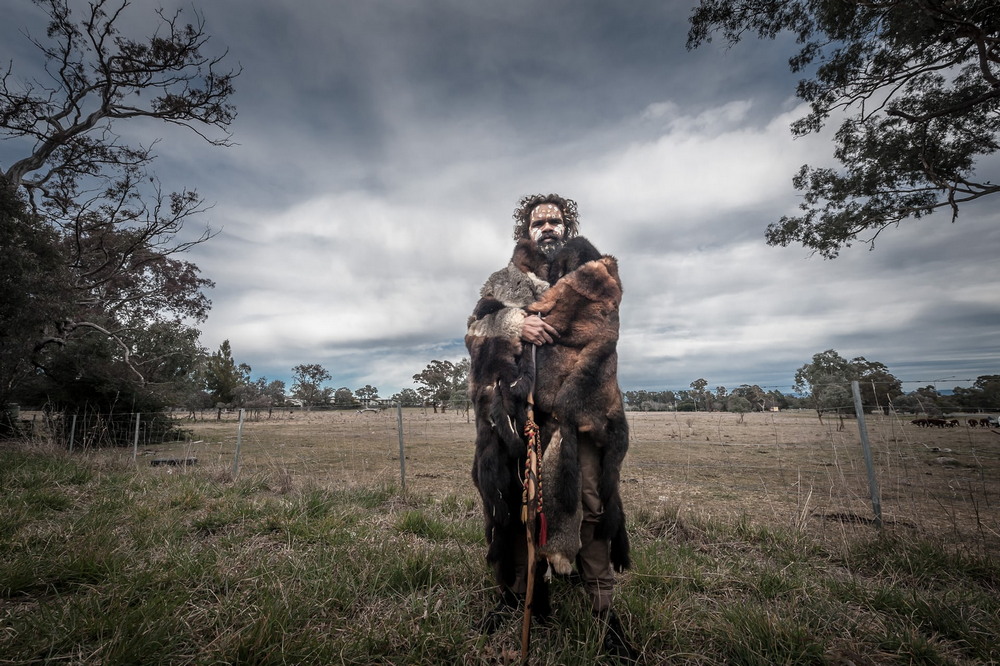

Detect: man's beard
538,238,567,259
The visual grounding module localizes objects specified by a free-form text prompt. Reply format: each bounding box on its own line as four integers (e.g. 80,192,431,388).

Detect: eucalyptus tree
794,349,902,421
732,384,768,411
688,0,1000,257
334,387,356,408
689,378,710,411
0,0,237,420
952,375,1000,411
794,350,854,422
291,364,332,410
202,340,250,406
355,385,380,405
412,359,469,413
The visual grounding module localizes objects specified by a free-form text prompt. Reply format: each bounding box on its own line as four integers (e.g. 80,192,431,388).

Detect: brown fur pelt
527,240,631,572
536,429,581,574
466,236,630,590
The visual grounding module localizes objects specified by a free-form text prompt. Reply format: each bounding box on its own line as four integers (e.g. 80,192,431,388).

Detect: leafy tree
0,186,69,432
624,389,678,411
412,359,469,413
129,321,206,403
232,377,285,419
909,385,946,415
727,395,753,422
202,340,250,406
623,390,651,408
689,378,709,411
795,351,853,422
952,375,1000,411
688,0,1000,258
354,385,380,405
333,387,355,408
765,389,789,410
0,0,236,426
13,320,205,444
851,357,904,411
390,388,422,407
891,392,921,414
794,349,902,421
780,392,807,410
291,364,332,409
261,379,287,406
973,375,1000,406
732,384,767,411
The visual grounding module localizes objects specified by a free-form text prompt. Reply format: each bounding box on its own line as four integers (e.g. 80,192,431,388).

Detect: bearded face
538,238,567,259
528,203,566,248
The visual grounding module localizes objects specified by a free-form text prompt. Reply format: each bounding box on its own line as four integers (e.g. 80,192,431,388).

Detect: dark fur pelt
466,241,547,587
546,237,603,285
466,236,631,588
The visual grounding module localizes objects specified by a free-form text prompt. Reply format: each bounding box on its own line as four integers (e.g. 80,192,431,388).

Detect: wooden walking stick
520,345,546,664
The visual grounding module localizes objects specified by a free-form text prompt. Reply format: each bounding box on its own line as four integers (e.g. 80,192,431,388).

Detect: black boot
597,609,639,663
531,560,552,625
478,588,518,635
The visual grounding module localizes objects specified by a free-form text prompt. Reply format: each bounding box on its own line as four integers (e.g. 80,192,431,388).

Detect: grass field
2,409,998,664
151,408,1000,548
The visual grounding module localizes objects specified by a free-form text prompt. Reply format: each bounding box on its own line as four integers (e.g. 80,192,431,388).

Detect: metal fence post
232,408,245,477
132,412,140,462
68,414,77,452
397,402,406,491
851,380,883,528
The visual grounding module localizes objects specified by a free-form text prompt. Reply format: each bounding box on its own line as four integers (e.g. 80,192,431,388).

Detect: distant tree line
624,350,999,423
185,342,468,417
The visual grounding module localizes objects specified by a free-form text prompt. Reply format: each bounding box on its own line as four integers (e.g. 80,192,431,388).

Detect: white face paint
528,204,565,245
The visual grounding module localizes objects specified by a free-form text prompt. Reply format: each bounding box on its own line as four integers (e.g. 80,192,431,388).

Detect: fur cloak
466,238,630,589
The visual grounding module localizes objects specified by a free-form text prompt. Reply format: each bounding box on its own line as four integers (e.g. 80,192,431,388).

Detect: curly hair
511,193,580,242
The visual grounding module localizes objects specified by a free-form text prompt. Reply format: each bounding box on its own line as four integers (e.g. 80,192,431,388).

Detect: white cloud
4,1,996,396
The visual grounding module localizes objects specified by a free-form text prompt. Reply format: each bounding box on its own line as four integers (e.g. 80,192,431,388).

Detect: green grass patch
1,446,998,665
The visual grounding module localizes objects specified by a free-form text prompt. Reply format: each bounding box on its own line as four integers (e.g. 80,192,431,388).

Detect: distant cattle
912,418,950,428
968,419,979,428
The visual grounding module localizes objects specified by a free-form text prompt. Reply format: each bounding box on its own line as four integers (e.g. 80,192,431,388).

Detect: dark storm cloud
2,1,996,396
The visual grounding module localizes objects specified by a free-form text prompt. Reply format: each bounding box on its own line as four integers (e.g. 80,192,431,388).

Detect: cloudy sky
4,0,999,397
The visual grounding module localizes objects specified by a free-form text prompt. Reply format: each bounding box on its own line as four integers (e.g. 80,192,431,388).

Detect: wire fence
24,386,1000,549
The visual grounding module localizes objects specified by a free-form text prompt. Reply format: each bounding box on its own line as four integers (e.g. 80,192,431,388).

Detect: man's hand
521,314,559,345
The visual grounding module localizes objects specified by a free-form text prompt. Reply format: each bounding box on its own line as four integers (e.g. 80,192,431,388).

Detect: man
466,194,636,661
